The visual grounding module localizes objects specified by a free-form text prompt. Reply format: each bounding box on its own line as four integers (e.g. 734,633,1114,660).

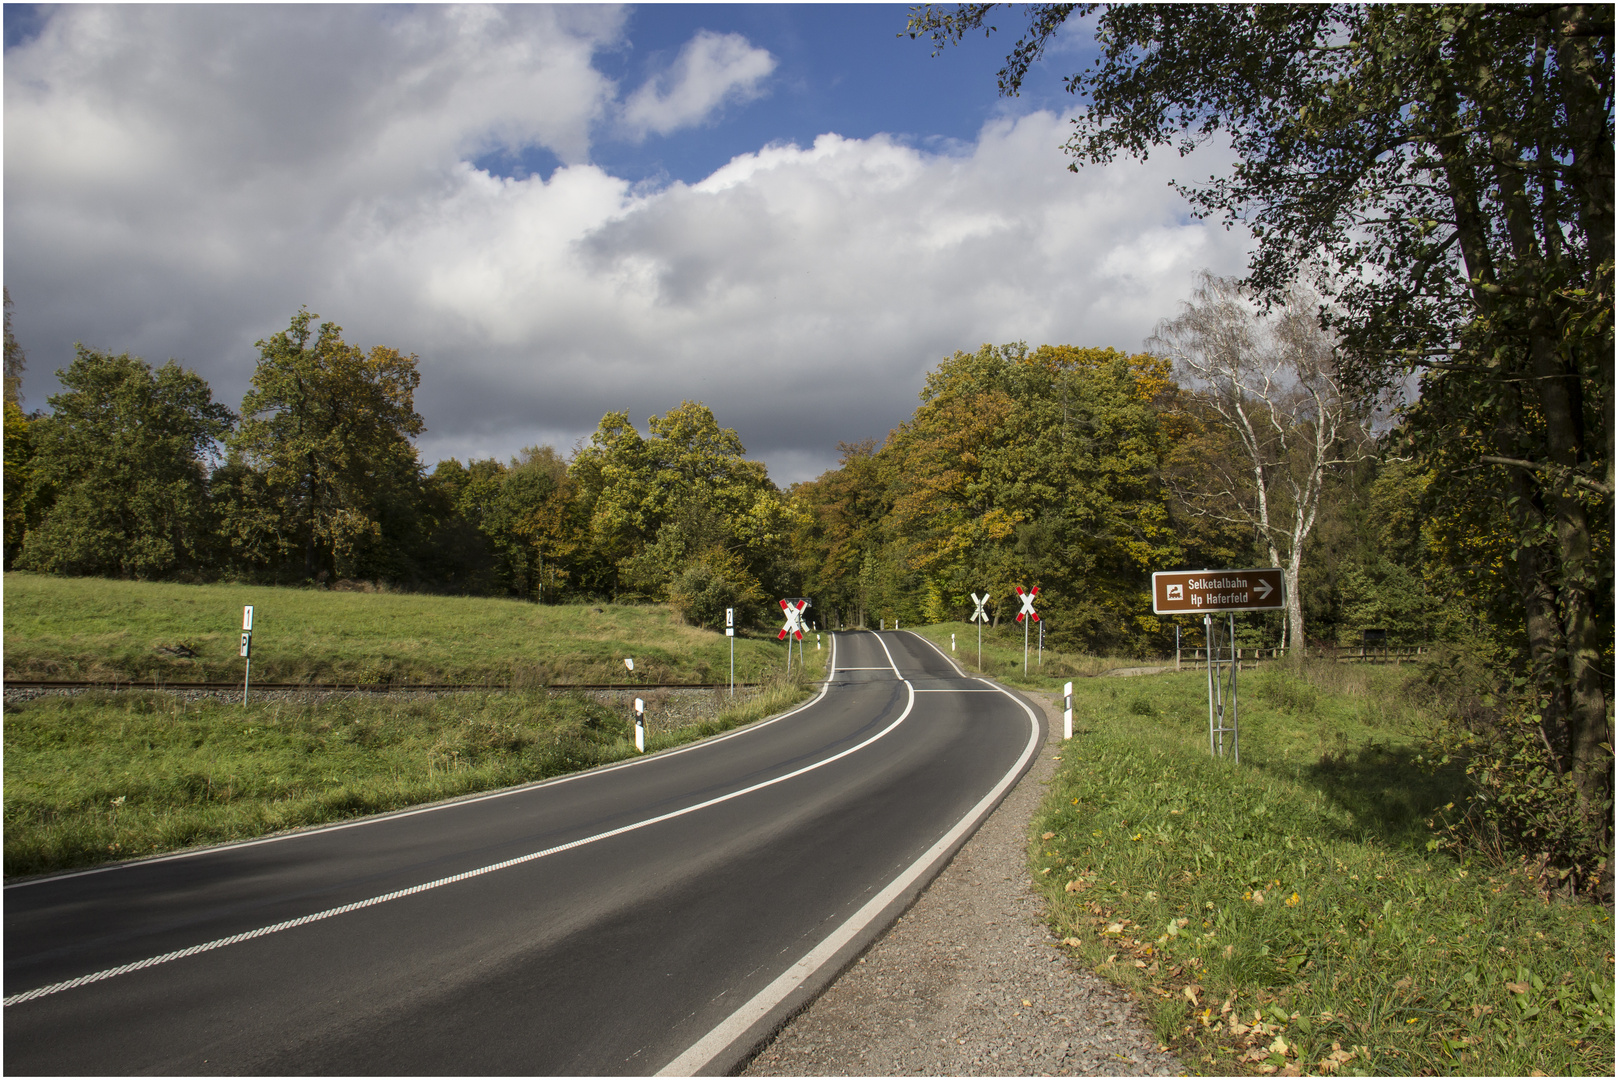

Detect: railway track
2,679,757,693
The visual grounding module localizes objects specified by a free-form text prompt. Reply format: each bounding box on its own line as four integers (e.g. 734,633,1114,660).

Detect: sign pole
1205,614,1216,757
726,607,735,698
240,605,254,708
1230,612,1240,764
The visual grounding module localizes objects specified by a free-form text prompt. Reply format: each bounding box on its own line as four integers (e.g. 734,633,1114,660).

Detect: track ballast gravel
741,691,1183,1077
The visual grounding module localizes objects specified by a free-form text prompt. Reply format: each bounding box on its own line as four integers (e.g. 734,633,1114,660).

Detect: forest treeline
3,303,1514,662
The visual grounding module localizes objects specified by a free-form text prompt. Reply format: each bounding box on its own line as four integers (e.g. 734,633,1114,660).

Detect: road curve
5,631,1043,1075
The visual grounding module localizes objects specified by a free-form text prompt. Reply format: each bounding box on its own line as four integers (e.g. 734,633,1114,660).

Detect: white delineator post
634,698,645,753
240,605,254,707
1063,681,1073,740
726,608,735,697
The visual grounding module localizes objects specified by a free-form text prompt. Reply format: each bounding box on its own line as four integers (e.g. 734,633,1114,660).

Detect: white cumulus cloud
3,7,1251,484
620,30,777,140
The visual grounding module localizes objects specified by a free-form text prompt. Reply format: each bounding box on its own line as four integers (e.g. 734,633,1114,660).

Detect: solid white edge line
6,635,840,892
6,636,934,1008
656,634,1043,1077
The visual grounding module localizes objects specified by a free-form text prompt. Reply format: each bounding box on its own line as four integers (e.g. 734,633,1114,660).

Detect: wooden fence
1177,644,1433,666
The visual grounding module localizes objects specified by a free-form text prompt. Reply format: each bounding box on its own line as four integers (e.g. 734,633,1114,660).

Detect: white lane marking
7,635,840,892
869,633,906,680
832,667,892,671
657,670,1042,1076
911,688,1005,693
8,651,925,1008
899,629,973,679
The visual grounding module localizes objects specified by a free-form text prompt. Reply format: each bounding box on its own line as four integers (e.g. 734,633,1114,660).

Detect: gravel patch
742,691,1183,1077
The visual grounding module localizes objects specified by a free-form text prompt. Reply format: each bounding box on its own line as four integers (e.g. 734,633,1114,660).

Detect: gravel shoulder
741,691,1184,1077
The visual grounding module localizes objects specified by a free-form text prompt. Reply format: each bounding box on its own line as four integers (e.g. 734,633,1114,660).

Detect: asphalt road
5,630,1042,1075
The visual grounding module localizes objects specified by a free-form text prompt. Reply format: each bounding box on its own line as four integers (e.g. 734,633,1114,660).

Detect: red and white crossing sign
1015,585,1040,623
778,598,809,641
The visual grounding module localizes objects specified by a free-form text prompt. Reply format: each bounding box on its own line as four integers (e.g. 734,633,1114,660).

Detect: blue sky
3,4,1248,483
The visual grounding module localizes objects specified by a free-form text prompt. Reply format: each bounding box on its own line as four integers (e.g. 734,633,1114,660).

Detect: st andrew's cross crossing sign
1015,585,1039,622
778,598,809,641
970,592,990,624
1152,569,1285,614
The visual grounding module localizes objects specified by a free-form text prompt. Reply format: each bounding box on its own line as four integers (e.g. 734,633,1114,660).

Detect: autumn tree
18,347,233,577
229,309,424,582
791,439,891,628
877,343,1185,651
912,1,1613,836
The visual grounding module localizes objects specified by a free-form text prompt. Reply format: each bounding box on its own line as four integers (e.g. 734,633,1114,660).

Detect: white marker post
970,592,990,671
633,697,646,753
1063,681,1073,740
726,608,735,697
624,657,635,681
951,633,956,653
1015,586,1040,674
240,605,254,707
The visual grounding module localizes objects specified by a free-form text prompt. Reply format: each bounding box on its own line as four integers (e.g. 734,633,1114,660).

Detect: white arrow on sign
970,592,991,623
1254,578,1274,601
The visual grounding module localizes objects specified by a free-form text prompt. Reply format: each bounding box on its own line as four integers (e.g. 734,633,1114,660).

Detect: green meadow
3,575,826,877
2,572,801,685
1014,662,1614,1076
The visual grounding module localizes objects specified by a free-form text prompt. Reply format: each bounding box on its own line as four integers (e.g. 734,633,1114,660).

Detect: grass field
2,572,807,685
2,680,817,878
1013,661,1614,1076
916,619,1155,686
2,573,829,877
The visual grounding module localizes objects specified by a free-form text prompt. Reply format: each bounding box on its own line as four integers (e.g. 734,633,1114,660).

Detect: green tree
3,398,37,569
570,401,788,618
230,309,425,582
912,1,1613,821
18,347,232,577
4,286,25,407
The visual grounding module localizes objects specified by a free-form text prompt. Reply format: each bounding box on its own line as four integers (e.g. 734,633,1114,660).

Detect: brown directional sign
1152,568,1285,614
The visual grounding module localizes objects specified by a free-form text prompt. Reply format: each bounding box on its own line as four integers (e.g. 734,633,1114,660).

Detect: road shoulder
742,690,1184,1076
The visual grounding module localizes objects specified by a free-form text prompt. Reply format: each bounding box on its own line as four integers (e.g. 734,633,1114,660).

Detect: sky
3,3,1253,485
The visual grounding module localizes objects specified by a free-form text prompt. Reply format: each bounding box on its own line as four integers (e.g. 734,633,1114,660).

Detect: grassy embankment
3,571,800,685
3,575,824,878
916,618,1157,686
914,622,1613,1077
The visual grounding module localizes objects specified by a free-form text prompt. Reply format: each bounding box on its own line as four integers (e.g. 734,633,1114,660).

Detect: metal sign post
240,605,254,707
1152,569,1282,762
1203,614,1239,761
970,592,990,670
1015,586,1039,674
1038,620,1044,669
726,608,735,697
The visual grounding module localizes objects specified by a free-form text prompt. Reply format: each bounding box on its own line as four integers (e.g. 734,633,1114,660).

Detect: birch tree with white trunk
1149,272,1372,656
